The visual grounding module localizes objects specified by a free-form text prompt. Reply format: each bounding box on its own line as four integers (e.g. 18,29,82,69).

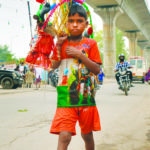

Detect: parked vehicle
128,56,146,83
0,70,23,89
117,67,131,96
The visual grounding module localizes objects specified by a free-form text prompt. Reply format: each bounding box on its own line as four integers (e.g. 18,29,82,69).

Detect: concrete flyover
86,0,150,77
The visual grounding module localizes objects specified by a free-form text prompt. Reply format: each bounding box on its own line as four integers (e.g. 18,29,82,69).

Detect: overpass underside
86,0,150,77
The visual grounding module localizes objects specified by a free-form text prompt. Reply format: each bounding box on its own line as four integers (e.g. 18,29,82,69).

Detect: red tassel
36,0,45,4
87,27,93,35
51,46,59,61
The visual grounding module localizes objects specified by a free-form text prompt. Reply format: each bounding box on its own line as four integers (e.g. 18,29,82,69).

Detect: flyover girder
86,0,150,76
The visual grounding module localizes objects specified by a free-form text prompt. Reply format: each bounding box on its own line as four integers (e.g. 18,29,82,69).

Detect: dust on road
0,80,150,150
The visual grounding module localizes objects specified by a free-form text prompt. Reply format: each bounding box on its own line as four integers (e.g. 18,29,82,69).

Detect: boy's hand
66,46,82,58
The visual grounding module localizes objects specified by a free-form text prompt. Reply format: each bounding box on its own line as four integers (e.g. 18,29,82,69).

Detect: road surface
0,80,150,150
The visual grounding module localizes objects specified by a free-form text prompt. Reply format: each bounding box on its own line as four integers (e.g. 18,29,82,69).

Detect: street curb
0,86,56,95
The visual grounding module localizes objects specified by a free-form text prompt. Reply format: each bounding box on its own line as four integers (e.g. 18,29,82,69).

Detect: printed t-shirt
56,37,102,108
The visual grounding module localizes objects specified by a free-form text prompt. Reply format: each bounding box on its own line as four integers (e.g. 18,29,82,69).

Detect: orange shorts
50,106,101,135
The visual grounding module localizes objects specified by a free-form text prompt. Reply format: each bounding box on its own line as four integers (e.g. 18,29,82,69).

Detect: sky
145,0,150,13
0,0,103,58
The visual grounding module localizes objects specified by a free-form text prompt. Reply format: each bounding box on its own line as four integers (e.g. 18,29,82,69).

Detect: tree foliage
18,58,25,64
0,45,26,65
0,45,15,62
93,30,103,62
93,28,129,64
115,28,129,62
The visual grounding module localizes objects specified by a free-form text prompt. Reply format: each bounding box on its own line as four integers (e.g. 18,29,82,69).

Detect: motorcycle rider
114,54,133,88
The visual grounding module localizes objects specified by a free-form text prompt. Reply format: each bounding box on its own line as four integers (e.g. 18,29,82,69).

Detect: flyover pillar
96,6,120,77
125,31,138,57
140,48,144,57
137,40,148,57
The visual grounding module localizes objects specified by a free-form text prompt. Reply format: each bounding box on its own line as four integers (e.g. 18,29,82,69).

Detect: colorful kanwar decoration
25,0,93,70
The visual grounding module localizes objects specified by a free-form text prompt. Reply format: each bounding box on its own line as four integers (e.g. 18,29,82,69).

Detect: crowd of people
14,62,42,89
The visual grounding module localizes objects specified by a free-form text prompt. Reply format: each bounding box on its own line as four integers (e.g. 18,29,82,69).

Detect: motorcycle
117,67,131,96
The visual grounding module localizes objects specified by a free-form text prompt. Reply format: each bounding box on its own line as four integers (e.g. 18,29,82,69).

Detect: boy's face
66,13,88,36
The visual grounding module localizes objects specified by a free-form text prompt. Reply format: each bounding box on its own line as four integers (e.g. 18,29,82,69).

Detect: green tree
18,58,25,64
116,28,129,62
93,28,129,64
93,30,103,62
0,45,16,62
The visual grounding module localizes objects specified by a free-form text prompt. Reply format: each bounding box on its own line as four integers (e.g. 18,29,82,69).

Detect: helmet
119,54,125,61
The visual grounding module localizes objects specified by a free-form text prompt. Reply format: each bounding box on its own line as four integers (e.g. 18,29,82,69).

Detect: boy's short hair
69,3,87,20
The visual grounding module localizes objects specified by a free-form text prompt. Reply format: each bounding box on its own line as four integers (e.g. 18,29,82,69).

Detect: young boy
50,3,102,150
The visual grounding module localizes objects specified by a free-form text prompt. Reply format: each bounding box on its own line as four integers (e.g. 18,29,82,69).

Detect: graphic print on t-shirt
56,37,102,108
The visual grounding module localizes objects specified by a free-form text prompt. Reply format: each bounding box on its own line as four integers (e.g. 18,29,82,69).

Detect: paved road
0,80,150,150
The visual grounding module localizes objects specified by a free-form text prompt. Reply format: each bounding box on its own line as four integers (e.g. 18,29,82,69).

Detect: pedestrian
35,75,41,89
25,69,36,88
98,68,104,85
145,67,150,82
23,64,28,75
20,62,24,75
35,67,42,89
50,3,102,150
14,64,20,72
